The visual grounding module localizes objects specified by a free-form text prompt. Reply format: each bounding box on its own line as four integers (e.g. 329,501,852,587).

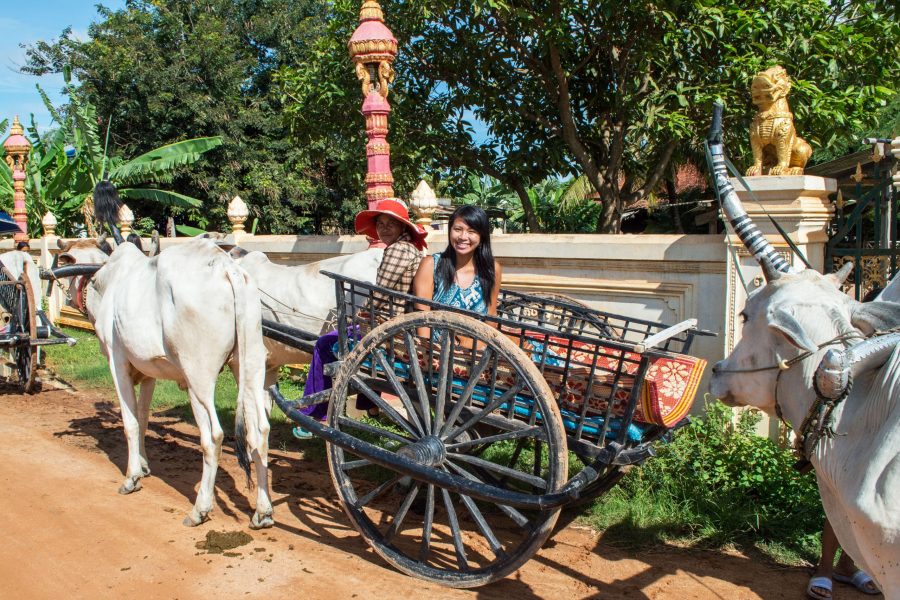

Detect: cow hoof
118,478,142,495
182,510,211,527
249,511,274,530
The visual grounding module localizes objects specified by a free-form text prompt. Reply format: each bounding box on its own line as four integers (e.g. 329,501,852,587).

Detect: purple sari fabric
298,329,374,422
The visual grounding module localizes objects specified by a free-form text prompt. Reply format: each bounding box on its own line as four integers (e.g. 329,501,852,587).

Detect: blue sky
0,1,125,133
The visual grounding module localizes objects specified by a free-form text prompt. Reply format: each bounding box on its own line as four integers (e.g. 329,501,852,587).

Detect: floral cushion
389,330,705,428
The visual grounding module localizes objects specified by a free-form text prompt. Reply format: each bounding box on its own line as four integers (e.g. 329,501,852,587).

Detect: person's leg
808,517,839,599
294,330,339,439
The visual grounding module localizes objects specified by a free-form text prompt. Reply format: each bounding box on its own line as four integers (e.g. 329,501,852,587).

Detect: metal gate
818,140,899,300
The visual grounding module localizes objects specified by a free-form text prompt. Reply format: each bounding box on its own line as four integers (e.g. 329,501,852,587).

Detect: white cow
229,247,382,385
706,106,900,597
0,250,41,298
56,237,274,529
710,269,900,596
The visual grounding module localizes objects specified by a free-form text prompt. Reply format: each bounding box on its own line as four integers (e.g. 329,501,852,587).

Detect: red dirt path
0,383,860,599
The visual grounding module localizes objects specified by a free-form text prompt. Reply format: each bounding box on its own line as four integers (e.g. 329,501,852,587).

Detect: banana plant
1,82,222,237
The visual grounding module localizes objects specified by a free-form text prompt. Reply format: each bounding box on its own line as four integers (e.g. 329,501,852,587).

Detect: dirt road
0,384,841,599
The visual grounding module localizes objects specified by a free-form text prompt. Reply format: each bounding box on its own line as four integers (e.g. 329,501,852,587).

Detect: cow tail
224,261,267,489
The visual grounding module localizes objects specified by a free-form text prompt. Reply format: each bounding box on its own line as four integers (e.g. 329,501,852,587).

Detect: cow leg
137,378,156,477
249,427,274,530
109,359,145,495
183,384,222,527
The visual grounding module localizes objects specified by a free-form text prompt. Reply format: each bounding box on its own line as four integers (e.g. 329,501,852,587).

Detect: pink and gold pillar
3,116,31,242
348,1,398,210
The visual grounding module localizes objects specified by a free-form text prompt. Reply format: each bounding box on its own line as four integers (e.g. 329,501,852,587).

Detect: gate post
724,175,836,438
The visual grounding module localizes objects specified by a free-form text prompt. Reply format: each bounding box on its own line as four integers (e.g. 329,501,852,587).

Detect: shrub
582,400,824,562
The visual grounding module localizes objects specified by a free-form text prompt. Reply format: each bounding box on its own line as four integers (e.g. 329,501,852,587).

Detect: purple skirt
299,329,375,422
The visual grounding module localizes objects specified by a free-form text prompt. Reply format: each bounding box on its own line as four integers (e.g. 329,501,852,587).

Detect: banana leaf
110,137,223,185
118,188,202,208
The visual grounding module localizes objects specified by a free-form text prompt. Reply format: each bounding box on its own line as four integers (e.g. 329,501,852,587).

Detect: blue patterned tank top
431,252,488,315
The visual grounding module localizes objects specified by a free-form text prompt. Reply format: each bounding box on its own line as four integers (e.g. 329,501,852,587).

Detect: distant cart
0,260,74,392
266,273,713,588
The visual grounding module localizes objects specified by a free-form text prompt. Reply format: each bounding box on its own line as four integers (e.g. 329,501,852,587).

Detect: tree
22,0,346,234
0,83,221,237
400,1,898,232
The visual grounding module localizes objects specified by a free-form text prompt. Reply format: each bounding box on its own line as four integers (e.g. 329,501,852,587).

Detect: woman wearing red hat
294,199,428,439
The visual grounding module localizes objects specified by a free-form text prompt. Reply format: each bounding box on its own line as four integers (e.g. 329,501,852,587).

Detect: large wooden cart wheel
12,273,38,393
326,310,568,587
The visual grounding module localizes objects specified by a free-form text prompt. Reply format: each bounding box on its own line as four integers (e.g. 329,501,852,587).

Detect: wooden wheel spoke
385,483,421,544
458,493,504,558
447,453,548,490
404,331,433,435
445,426,544,452
373,349,425,436
337,416,413,445
419,484,435,563
351,375,418,438
444,381,524,442
340,458,372,471
432,332,453,434
440,488,469,570
355,474,403,509
444,461,530,528
440,347,493,438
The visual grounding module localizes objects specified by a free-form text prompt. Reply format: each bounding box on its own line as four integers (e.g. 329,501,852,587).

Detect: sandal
291,426,314,440
834,569,880,595
807,576,833,600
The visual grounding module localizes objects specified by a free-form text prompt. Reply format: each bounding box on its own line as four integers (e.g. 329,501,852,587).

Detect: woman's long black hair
436,205,495,298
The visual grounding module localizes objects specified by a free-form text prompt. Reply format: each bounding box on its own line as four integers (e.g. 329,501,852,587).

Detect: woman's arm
412,255,435,312
487,260,502,316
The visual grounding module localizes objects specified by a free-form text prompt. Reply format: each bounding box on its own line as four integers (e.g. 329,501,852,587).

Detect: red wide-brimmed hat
354,198,428,249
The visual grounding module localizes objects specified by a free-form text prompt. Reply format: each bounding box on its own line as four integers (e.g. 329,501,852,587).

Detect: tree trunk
665,177,684,234
508,178,541,233
596,184,622,233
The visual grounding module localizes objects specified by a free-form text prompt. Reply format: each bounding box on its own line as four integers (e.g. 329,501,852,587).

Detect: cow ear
98,239,113,256
229,246,249,259
57,238,71,252
851,301,900,336
769,308,818,352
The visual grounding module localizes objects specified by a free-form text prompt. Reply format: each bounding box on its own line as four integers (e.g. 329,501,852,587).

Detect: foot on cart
292,426,314,440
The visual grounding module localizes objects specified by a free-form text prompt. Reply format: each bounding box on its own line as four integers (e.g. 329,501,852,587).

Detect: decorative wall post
349,1,398,210
409,179,437,230
228,195,249,239
3,116,31,242
118,203,134,237
41,211,57,238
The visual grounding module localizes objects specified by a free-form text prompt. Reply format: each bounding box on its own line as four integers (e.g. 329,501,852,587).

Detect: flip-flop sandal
291,426,314,440
834,570,880,595
807,576,833,600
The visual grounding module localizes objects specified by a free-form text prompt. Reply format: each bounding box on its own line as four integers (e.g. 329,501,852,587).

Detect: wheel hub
396,435,445,467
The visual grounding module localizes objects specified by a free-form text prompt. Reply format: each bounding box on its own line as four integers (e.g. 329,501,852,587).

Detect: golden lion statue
746,66,812,176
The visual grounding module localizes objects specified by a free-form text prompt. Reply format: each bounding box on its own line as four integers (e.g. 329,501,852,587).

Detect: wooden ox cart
265,272,712,587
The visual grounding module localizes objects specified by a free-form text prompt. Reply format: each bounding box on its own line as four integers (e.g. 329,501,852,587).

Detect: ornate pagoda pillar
349,1,398,210
3,116,31,242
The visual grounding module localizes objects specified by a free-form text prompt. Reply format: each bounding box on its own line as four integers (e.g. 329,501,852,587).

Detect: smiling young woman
412,204,501,317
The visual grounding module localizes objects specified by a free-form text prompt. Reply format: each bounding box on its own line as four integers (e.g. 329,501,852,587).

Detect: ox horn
706,103,793,282
56,238,72,252
148,230,160,257
825,261,854,288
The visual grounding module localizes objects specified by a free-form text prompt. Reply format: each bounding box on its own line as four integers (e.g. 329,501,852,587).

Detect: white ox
56,238,274,529
229,247,382,385
710,269,900,596
705,106,900,596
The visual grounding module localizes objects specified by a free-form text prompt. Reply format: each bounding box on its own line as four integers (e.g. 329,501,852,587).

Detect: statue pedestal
724,175,836,437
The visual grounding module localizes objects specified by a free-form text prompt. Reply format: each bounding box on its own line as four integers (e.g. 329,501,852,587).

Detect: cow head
711,269,852,411
55,238,113,312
